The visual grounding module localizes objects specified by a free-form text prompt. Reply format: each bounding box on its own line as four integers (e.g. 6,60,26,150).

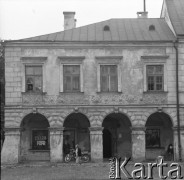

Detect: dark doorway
63,113,90,153
102,113,132,159
145,112,173,160
103,129,112,158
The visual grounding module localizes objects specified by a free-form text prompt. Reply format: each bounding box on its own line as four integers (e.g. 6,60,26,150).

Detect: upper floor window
147,65,164,91
63,65,80,92
25,65,42,92
100,65,118,92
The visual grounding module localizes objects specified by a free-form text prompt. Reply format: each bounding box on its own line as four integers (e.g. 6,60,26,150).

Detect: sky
0,0,163,40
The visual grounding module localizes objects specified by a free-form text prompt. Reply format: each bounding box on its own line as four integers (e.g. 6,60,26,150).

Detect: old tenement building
1,0,184,164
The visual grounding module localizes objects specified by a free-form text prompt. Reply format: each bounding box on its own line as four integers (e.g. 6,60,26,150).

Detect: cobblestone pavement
1,161,184,180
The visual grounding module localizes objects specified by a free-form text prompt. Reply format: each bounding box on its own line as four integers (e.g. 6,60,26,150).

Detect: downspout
174,39,182,162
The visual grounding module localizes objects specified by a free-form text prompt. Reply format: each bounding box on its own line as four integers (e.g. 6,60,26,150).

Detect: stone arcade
1,0,184,164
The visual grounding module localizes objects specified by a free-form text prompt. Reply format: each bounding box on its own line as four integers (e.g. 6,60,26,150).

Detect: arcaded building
1,0,184,164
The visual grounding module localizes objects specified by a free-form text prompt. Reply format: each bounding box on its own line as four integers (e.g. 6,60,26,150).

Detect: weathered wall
2,42,184,163
4,45,178,106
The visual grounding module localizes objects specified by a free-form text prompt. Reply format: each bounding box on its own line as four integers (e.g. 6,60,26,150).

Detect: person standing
75,144,81,164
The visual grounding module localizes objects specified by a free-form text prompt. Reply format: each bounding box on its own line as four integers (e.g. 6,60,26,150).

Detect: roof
165,0,184,35
19,18,175,42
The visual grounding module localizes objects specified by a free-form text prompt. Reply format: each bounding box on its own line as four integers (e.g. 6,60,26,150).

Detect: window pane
34,66,42,75
156,76,163,90
101,75,108,91
148,76,154,90
64,66,72,74
72,76,80,91
72,65,80,74
147,66,154,74
101,66,108,75
26,76,34,91
155,65,163,74
110,75,118,91
34,76,42,92
26,67,34,75
64,76,71,91
64,65,80,75
110,66,117,75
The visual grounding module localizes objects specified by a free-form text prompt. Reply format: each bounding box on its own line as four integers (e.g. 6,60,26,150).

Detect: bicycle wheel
65,154,71,162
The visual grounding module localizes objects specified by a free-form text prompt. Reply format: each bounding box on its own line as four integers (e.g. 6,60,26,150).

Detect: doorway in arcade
63,113,90,156
102,113,132,159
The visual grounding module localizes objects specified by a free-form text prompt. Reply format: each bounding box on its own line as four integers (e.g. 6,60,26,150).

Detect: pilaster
131,126,146,161
89,127,104,162
49,127,64,163
1,128,21,164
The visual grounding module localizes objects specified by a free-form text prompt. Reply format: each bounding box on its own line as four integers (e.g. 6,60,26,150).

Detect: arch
20,112,50,162
63,112,91,153
149,25,155,31
101,110,132,127
102,112,132,158
103,25,110,31
145,111,174,160
20,112,50,127
63,112,91,127
143,109,174,127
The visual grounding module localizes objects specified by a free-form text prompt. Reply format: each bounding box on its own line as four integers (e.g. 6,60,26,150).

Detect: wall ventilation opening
104,25,110,31
149,25,155,31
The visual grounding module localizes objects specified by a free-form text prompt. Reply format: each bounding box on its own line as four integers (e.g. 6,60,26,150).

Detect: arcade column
49,127,64,163
131,126,146,161
89,127,103,162
1,128,21,164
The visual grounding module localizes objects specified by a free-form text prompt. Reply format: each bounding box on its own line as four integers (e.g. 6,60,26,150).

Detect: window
63,65,80,92
146,129,160,148
103,25,110,31
21,57,47,93
147,65,164,91
142,55,168,92
96,56,123,92
149,25,155,31
100,65,118,92
25,66,42,92
59,56,85,93
32,129,49,150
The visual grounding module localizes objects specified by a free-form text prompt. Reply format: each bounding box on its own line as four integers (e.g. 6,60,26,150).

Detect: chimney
137,11,148,18
63,11,76,30
137,0,148,18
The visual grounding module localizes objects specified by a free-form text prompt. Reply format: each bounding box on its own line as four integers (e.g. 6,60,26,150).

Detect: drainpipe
174,39,182,162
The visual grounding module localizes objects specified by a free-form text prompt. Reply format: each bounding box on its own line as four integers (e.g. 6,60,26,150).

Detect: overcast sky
0,0,163,40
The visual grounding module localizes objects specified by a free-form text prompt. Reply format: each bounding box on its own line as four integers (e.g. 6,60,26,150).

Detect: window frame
63,65,81,92
100,65,118,92
141,56,168,92
21,57,47,93
25,65,43,93
96,56,123,93
59,56,85,93
146,65,164,91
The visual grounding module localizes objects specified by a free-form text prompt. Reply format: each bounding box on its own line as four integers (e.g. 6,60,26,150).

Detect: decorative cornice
95,56,123,60
21,57,47,64
141,55,169,59
58,56,85,60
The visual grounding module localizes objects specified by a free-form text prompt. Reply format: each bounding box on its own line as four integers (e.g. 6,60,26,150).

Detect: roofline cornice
4,41,175,48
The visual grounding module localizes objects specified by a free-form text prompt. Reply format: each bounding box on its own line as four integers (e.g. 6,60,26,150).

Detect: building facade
1,0,184,164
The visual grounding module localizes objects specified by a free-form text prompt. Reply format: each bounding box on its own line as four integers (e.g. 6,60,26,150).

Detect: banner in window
32,130,48,150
